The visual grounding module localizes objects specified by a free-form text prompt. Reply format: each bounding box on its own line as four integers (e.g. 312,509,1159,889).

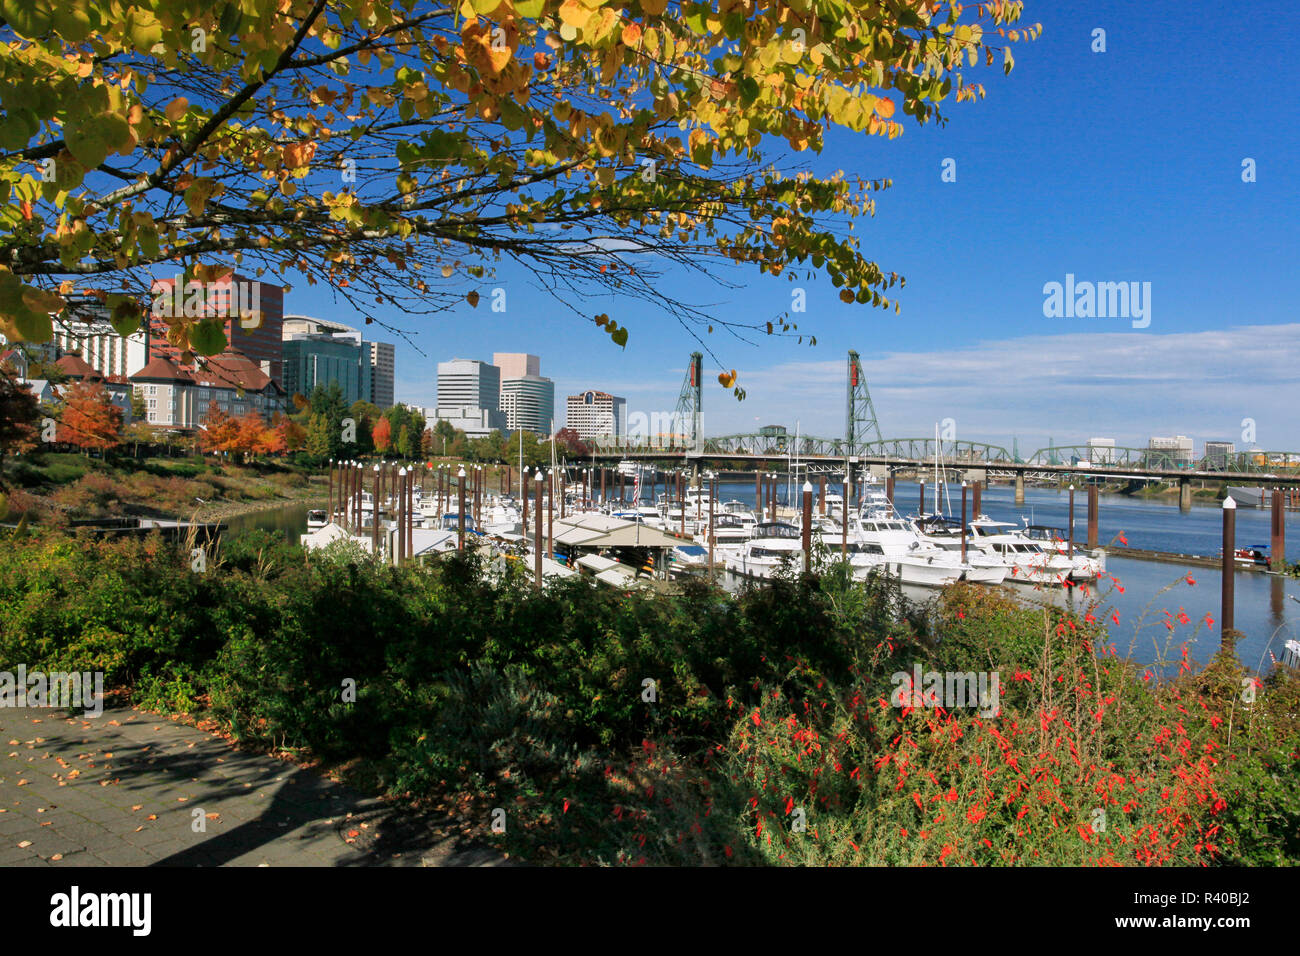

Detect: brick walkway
0,706,506,867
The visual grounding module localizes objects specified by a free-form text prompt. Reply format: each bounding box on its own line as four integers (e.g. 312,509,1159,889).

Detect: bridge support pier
1178,477,1193,513
1014,473,1025,506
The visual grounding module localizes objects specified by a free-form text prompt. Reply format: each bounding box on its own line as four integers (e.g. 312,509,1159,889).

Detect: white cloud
699,324,1300,452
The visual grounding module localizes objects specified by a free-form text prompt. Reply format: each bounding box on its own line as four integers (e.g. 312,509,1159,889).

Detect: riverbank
0,451,325,525
191,489,327,524
2,532,1295,867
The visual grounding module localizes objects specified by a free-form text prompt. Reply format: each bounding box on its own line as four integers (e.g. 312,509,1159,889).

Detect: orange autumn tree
372,415,393,455
198,400,242,457
57,380,122,454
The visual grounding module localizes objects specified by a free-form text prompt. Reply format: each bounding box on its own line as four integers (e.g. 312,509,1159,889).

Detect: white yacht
703,511,755,550
850,515,964,587
724,522,806,579
1023,524,1105,581
967,517,1074,585
910,515,1010,585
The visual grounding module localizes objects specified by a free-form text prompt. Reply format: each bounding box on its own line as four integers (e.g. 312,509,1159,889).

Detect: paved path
0,706,507,867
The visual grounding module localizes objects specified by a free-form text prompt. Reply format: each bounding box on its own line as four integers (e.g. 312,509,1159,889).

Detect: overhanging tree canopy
0,0,1036,383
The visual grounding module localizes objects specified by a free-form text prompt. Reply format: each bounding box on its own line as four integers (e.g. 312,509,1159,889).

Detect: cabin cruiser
724,521,805,579
1023,524,1104,580
850,515,964,587
967,517,1073,585
703,511,755,550
911,515,1010,584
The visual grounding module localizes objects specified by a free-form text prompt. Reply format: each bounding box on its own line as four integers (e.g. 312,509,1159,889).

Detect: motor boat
911,515,1009,584
1023,524,1105,580
850,514,964,587
724,521,805,579
967,516,1073,585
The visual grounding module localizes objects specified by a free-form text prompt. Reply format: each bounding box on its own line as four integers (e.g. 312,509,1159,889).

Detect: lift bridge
587,351,1300,488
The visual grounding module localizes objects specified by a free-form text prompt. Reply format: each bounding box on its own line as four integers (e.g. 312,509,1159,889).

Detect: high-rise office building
1204,441,1234,470
282,315,391,407
435,358,505,437
567,390,626,440
282,332,373,406
1086,437,1116,464
148,273,285,386
493,353,540,380
493,353,552,434
47,295,151,379
1148,435,1194,466
368,341,395,408
501,376,554,434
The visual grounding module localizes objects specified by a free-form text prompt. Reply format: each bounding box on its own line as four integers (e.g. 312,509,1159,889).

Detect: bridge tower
846,350,883,455
674,352,703,452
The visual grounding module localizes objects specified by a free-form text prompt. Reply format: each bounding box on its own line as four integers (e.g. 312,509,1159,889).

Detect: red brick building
148,273,284,386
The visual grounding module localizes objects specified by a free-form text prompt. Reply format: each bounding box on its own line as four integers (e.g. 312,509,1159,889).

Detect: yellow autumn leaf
558,0,589,28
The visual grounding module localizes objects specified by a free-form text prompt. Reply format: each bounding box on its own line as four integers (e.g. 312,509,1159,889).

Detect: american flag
631,468,642,505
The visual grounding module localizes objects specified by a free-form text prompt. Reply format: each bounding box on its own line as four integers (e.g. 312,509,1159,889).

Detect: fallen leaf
17,841,31,848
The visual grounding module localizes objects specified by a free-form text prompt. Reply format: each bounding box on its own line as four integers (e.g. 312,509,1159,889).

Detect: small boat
306,509,328,531
1221,544,1271,567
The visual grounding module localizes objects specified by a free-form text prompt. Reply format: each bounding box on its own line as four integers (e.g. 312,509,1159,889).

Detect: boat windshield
756,523,801,539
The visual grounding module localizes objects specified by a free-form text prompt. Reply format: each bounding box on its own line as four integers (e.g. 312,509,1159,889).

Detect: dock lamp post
1222,496,1236,648
397,467,407,565
801,480,814,573
961,480,968,564
708,471,717,583
534,471,544,589
1068,484,1075,558
371,464,381,555
457,466,466,551
521,466,530,533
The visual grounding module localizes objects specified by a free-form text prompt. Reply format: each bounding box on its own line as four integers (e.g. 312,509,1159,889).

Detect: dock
1106,545,1273,573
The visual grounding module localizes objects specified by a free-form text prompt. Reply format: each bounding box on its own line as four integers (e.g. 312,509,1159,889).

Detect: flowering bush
0,533,1295,866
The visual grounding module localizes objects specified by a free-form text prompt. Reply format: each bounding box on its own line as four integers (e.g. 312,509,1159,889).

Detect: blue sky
283,0,1299,453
